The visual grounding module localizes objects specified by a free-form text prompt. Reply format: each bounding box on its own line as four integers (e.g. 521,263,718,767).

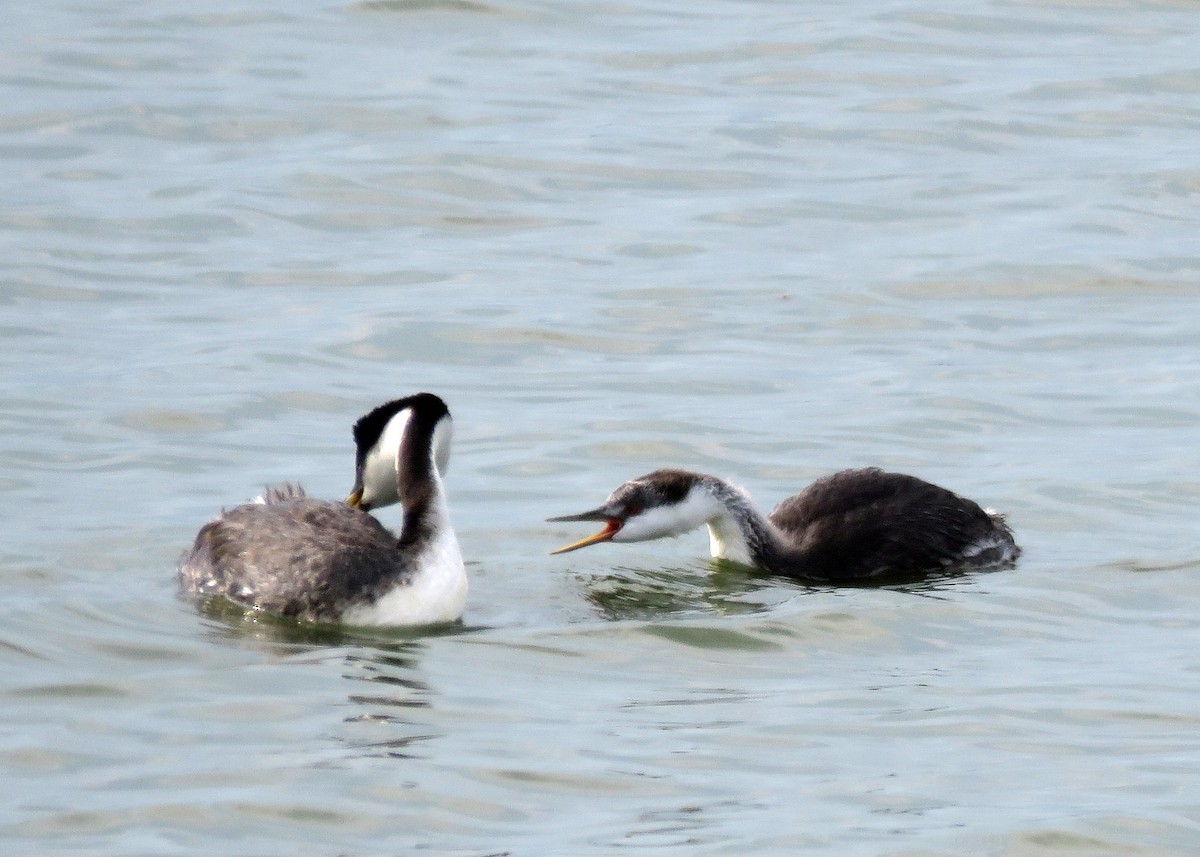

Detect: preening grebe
178,393,466,625
549,467,1018,581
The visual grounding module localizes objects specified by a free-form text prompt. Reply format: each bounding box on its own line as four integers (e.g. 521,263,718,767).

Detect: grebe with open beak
549,467,1018,581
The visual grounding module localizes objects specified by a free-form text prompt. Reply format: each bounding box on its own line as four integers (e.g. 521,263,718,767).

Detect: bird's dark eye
624,502,643,517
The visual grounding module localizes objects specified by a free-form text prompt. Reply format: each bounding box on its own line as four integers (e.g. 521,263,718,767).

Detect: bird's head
547,469,713,554
345,392,452,512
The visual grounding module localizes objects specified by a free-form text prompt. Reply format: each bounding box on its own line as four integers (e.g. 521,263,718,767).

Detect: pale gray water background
3,0,1200,854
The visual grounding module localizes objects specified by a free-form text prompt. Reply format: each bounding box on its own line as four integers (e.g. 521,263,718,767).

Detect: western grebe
178,392,466,625
549,467,1018,581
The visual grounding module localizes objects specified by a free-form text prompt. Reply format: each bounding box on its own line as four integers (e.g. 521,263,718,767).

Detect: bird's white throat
358,407,412,509
705,514,754,565
613,482,756,566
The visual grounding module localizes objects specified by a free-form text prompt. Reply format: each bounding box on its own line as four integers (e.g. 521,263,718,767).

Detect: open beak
345,485,364,509
547,508,623,555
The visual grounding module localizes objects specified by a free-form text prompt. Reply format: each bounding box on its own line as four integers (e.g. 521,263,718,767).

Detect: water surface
3,0,1200,854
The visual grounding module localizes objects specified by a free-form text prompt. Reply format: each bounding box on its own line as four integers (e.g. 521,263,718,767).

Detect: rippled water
4,0,1200,854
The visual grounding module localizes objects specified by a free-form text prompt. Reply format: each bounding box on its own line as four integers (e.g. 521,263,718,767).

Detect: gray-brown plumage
178,393,467,625
549,467,1018,581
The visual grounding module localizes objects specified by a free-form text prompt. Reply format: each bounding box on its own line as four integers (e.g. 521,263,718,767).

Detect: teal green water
4,0,1200,854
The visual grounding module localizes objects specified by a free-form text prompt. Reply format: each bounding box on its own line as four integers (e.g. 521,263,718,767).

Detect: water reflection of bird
179,392,466,625
549,467,1018,581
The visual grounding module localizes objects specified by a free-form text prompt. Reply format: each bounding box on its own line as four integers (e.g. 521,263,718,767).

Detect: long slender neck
397,466,453,556
350,462,466,627
692,476,783,569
